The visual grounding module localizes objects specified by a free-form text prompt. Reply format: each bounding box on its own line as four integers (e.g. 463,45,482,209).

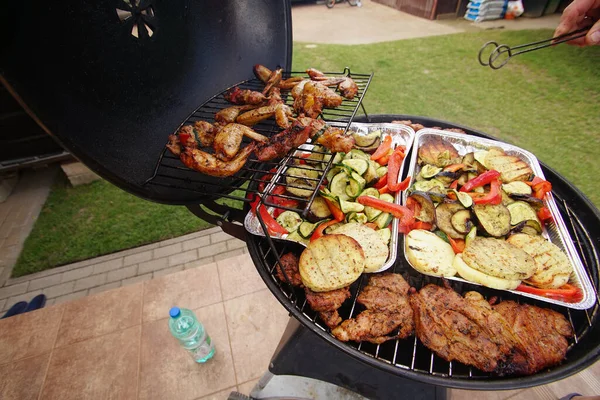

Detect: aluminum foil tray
245,122,415,274
402,129,596,309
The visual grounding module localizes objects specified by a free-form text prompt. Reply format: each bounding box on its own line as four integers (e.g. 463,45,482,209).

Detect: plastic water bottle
168,307,215,363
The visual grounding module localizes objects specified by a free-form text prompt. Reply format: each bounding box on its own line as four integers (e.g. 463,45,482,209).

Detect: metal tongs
478,20,594,69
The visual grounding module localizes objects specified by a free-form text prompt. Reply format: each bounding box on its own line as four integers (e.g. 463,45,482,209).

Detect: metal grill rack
144,69,373,211
248,194,600,387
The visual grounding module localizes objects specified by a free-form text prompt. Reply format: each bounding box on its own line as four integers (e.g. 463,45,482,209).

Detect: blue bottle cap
169,307,181,318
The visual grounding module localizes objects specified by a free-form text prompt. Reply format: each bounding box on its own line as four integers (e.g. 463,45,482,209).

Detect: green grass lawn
14,29,600,277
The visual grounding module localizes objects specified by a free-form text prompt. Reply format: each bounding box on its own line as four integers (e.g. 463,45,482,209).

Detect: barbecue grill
2,1,600,398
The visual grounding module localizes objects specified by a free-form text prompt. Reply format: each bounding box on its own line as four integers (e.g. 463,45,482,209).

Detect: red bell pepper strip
377,154,391,166
324,198,345,222
449,180,459,190
443,163,467,173
460,170,501,192
516,283,583,303
465,178,502,205
374,174,388,189
178,132,191,145
257,204,288,235
387,149,409,192
378,185,390,195
448,237,465,254
410,221,433,231
257,167,279,193
356,196,415,233
537,206,553,224
370,135,392,161
532,179,552,200
310,219,340,242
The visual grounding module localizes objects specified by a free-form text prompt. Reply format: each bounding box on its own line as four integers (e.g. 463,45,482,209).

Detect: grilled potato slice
453,254,521,290
331,222,388,272
299,234,365,292
462,237,537,280
485,148,533,183
506,233,572,289
406,229,457,277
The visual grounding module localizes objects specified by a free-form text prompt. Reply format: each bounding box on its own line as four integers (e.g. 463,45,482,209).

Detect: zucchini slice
420,164,442,179
344,149,371,161
376,166,388,178
298,220,323,238
363,161,379,185
502,181,532,196
507,201,540,226
324,222,345,234
365,205,383,222
377,227,392,244
276,211,303,233
379,193,395,203
286,166,319,198
339,199,365,213
342,159,369,175
286,230,309,246
375,212,393,229
473,203,511,237
360,188,380,198
329,172,351,201
346,212,368,224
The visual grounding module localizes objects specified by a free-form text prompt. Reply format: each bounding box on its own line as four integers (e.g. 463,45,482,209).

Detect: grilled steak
275,253,303,287
493,300,573,375
332,274,414,344
305,286,351,329
409,284,528,373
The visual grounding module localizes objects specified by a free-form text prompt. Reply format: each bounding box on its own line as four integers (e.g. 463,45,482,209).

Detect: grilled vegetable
363,161,379,185
405,229,457,277
450,209,473,234
472,203,511,237
508,193,545,210
276,211,302,233
298,220,322,238
484,147,533,183
411,179,446,195
462,237,537,280
418,136,461,167
299,234,365,292
286,166,319,198
407,192,436,226
420,164,442,179
308,197,333,221
353,129,381,148
502,181,532,196
331,222,389,272
339,199,364,213
346,212,368,224
377,227,392,244
375,212,393,229
436,202,468,239
507,201,541,233
286,230,309,246
342,159,369,175
506,233,572,289
453,254,521,290
511,220,543,236
329,171,351,201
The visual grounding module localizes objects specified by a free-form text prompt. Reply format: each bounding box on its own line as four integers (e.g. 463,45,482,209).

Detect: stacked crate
464,0,508,21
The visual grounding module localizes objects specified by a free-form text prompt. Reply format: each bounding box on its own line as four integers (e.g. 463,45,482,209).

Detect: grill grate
250,194,600,381
144,69,373,212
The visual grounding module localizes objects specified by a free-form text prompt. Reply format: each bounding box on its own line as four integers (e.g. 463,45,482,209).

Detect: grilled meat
224,87,266,105
253,64,272,83
306,68,358,99
213,123,267,161
305,286,351,329
332,274,414,344
293,81,343,118
392,120,425,132
338,77,359,99
180,142,255,177
215,105,257,124
279,76,304,90
493,300,573,375
409,284,528,374
193,121,217,147
255,118,325,162
275,253,303,287
166,122,217,156
237,103,292,128
262,68,282,95
316,126,355,154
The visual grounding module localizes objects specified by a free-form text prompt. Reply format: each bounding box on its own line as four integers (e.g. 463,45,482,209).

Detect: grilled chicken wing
166,122,217,155
293,81,343,118
256,118,325,161
316,126,355,154
224,87,266,105
262,68,282,95
307,68,358,99
332,274,414,344
338,77,358,99
236,103,292,128
253,64,272,83
180,142,256,177
213,123,267,161
291,79,310,99
279,76,303,90
215,105,257,124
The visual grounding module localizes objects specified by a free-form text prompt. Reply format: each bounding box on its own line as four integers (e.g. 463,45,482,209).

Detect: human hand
554,0,600,46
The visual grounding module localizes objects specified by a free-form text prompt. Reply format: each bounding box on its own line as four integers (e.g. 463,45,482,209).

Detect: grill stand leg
259,318,447,400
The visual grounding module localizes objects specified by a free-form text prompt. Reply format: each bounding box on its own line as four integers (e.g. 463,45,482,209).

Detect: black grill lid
0,0,292,203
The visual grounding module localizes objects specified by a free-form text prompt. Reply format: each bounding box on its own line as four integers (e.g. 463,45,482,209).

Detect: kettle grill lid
0,0,292,203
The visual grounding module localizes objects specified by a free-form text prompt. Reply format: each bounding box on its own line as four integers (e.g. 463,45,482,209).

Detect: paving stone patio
0,226,247,313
